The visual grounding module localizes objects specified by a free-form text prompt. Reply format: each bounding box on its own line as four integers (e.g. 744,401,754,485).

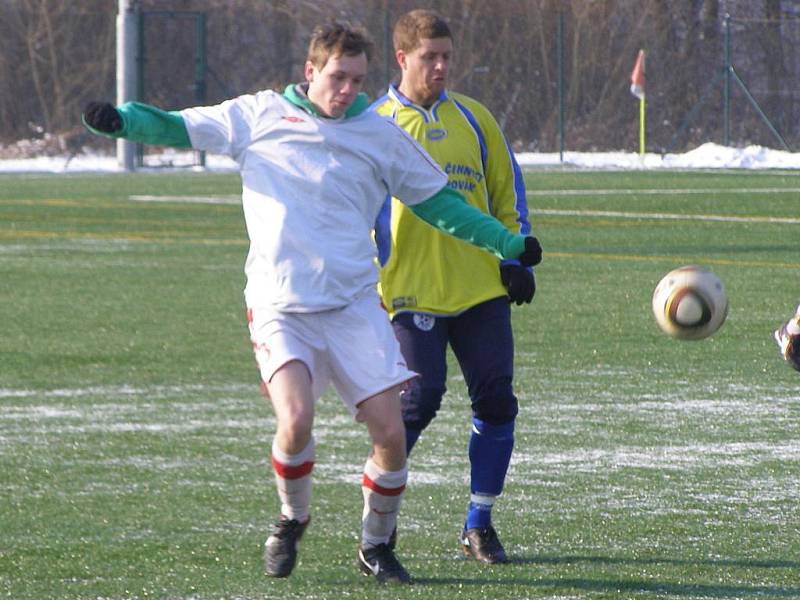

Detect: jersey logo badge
413,313,436,332
282,116,305,123
392,296,417,310
426,128,448,141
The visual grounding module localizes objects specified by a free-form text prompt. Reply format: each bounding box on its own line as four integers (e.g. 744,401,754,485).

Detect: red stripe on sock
272,456,314,480
362,473,406,496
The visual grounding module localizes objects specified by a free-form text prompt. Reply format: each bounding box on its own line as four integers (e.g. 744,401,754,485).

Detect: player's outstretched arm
410,186,542,267
82,101,192,148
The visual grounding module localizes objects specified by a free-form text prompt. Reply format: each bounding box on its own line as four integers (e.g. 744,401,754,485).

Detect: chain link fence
1,0,798,158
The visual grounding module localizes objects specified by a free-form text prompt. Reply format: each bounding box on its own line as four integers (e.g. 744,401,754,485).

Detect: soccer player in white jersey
371,10,538,564
82,21,541,584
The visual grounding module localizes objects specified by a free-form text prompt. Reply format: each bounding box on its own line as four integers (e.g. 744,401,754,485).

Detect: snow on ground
0,142,799,173
517,143,800,170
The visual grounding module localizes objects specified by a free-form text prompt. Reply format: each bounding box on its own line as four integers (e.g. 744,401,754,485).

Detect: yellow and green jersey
371,85,532,318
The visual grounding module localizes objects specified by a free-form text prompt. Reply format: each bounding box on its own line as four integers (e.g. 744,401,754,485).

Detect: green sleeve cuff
504,235,526,259
89,102,192,148
410,186,526,260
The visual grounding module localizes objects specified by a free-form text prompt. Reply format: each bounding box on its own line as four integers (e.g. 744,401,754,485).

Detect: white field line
529,187,800,224
527,187,800,196
129,194,240,205
0,383,253,399
515,441,800,470
130,191,799,224
534,208,800,224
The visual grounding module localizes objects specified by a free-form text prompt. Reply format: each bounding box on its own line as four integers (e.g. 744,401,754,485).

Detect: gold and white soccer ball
651,266,729,340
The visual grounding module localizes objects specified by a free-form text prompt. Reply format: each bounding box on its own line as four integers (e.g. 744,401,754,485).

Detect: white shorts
248,290,417,415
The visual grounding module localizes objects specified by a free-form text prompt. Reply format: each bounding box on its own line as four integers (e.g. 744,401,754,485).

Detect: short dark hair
307,21,374,69
393,9,452,53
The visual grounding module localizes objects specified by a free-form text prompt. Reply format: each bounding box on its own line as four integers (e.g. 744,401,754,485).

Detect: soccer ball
651,266,728,340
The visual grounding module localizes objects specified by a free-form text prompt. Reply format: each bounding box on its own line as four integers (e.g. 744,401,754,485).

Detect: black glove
500,263,536,305
83,102,122,133
518,236,542,267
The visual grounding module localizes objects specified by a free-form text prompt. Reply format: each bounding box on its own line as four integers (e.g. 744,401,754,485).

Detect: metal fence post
194,12,207,168
116,0,140,171
558,11,565,162
723,13,731,147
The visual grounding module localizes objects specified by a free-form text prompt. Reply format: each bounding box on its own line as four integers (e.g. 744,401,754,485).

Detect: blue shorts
391,297,518,429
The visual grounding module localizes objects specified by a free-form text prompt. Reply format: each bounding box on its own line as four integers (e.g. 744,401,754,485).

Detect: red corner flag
630,50,645,99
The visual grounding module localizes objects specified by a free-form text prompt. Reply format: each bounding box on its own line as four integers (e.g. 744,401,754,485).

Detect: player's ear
304,61,316,83
395,49,407,70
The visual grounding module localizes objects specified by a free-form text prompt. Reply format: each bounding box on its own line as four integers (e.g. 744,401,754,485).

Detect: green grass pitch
1,168,798,599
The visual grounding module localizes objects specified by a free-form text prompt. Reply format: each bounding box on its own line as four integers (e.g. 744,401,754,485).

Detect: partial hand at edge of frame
517,236,542,267
83,102,122,133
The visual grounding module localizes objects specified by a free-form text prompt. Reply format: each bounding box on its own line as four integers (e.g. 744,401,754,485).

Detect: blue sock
465,418,514,530
405,427,421,456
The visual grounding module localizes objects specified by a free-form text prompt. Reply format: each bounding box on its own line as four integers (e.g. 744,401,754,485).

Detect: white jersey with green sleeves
180,89,448,313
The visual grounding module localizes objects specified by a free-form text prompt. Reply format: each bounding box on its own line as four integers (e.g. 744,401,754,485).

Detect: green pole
723,14,731,146
558,11,564,162
730,67,791,150
384,1,391,89
195,12,207,168
194,14,206,104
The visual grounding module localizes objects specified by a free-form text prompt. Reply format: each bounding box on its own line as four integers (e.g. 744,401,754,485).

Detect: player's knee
371,418,406,454
401,383,444,432
275,422,313,455
472,377,518,425
474,400,518,426
277,406,314,445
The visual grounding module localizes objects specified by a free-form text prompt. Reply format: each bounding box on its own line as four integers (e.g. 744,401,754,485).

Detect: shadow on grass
409,575,800,598
411,553,799,597
509,553,800,570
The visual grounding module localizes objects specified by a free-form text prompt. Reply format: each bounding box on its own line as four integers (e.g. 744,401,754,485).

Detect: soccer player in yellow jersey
372,9,541,564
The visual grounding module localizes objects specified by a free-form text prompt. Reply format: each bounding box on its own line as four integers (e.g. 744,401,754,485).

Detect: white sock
271,437,314,522
360,458,407,549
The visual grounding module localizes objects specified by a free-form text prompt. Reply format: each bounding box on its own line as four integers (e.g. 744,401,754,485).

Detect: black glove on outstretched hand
500,263,536,305
83,102,122,133
518,236,543,267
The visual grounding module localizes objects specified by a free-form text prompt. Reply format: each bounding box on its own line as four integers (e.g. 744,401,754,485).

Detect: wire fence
1,1,799,158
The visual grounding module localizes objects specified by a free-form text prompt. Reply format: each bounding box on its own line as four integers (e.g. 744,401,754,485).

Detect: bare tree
1,0,799,153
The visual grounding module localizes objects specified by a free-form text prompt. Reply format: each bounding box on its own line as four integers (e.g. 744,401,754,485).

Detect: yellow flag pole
639,96,646,157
